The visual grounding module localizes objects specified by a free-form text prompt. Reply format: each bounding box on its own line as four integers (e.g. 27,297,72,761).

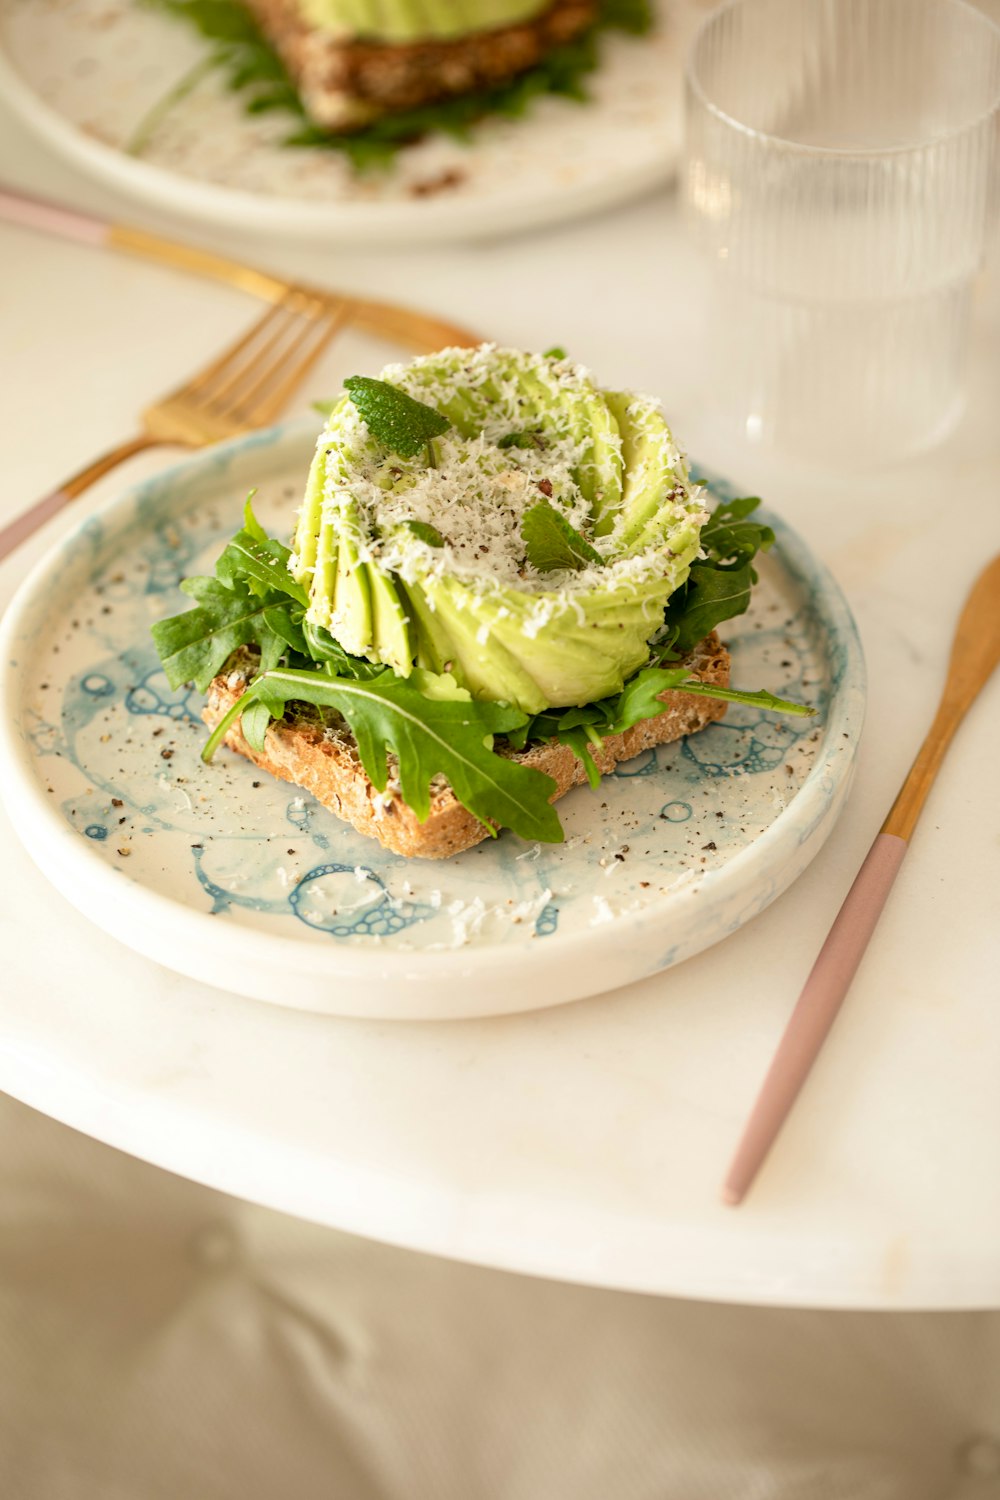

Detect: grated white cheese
291,346,713,686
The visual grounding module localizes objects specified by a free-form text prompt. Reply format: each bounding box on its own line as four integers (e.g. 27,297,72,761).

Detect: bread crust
201,633,731,859
243,0,598,127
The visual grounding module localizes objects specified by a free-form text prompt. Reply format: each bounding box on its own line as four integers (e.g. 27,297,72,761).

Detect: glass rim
685,0,1000,160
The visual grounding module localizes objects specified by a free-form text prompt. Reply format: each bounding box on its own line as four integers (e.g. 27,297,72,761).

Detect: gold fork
0,283,478,561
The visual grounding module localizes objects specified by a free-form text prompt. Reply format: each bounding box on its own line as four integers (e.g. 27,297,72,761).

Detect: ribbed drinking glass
683,0,1000,462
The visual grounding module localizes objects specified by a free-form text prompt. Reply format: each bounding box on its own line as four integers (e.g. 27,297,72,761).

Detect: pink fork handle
0,185,110,247
723,832,909,1204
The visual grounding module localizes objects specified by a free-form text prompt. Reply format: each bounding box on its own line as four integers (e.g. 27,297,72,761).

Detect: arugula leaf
698,495,775,568
301,622,386,679
241,493,269,544
240,697,274,752
151,574,295,691
215,527,309,603
262,602,308,658
345,376,450,459
663,495,776,656
150,494,313,689
516,663,815,786
521,502,603,572
664,564,759,657
204,666,563,844
133,0,301,149
671,682,815,716
139,0,652,171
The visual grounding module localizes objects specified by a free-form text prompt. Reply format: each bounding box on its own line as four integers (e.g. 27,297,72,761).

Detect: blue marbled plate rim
0,420,867,1009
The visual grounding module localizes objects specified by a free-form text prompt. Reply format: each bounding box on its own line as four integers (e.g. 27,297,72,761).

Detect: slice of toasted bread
202,632,730,859
243,0,597,129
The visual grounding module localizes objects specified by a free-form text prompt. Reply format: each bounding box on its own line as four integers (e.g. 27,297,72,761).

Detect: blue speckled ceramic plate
0,422,865,1019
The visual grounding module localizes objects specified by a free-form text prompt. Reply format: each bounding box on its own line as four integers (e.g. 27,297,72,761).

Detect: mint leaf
204,666,564,844
345,376,450,459
521,502,603,572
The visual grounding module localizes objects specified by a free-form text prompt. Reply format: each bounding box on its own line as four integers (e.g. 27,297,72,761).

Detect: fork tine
215,289,330,418
184,291,299,399
233,298,351,426
197,292,317,411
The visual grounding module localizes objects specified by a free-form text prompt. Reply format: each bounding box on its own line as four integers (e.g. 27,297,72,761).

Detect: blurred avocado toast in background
151,346,813,858
138,0,653,167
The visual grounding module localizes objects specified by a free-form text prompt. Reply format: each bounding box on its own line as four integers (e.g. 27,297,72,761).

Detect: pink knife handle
723,832,908,1204
0,185,110,247
0,486,74,562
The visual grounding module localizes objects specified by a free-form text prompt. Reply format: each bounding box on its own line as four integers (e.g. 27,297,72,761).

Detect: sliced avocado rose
290,346,708,715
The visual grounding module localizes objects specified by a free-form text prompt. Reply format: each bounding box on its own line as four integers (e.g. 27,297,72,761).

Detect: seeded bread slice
243,0,597,128
202,632,730,859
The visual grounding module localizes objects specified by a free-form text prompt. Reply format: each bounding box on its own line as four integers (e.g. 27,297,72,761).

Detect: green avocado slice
400,584,453,674
602,391,680,552
330,530,373,657
368,567,414,676
291,434,330,588
407,577,547,711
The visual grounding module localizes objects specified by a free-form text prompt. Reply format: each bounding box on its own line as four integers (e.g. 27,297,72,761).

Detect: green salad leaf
514,663,814,787
521,502,603,572
151,573,294,691
152,496,337,690
204,664,563,843
663,495,776,655
344,376,450,459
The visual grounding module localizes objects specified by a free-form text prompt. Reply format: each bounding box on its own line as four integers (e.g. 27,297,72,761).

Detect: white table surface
1,100,999,1312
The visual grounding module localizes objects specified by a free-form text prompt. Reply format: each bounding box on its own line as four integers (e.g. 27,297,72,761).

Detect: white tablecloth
2,1090,1000,1500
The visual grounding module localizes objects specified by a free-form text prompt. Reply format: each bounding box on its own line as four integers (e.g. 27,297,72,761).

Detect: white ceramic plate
0,0,704,244
0,421,865,1019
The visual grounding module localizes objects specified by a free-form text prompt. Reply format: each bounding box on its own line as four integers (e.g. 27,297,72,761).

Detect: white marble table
1,101,999,1311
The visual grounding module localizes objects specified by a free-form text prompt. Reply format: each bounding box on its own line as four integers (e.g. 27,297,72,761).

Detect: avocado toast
142,0,650,165
152,346,812,858
244,0,598,130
